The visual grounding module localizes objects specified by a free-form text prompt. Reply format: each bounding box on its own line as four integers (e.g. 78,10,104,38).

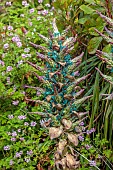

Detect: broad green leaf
80,5,95,14
102,44,111,53
84,0,95,3
89,23,106,36
78,17,89,24
88,36,102,54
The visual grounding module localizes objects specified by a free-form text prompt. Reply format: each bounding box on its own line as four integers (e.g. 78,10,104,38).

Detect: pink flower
38,0,43,3
16,42,22,47
20,137,24,141
0,60,5,66
12,100,19,105
7,66,13,72
6,2,11,6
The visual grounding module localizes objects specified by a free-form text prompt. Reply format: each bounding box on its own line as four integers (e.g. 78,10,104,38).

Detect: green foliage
0,0,55,169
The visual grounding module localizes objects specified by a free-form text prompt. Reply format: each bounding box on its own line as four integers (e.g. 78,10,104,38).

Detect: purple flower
12,131,17,137
27,150,33,155
8,32,13,36
11,137,16,141
12,36,20,42
37,16,41,21
20,151,23,155
22,1,27,5
78,135,84,141
29,8,34,14
17,60,23,66
38,0,43,3
9,160,14,166
24,122,29,126
42,10,48,16
0,60,5,66
30,121,37,127
25,157,30,163
4,43,9,49
22,53,31,58
86,128,95,135
7,77,10,84
24,48,30,53
6,2,11,6
8,114,14,119
7,25,13,31
7,66,13,72
89,160,96,167
22,1,29,7
4,145,10,151
18,115,26,120
51,6,55,11
36,91,41,96
91,128,95,133
38,11,41,15
17,129,21,132
85,144,92,150
15,152,21,158
16,42,22,47
20,137,24,141
73,71,80,76
12,100,19,105
79,121,84,126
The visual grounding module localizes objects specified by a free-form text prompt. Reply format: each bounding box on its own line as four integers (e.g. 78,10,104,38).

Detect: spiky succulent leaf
26,19,91,169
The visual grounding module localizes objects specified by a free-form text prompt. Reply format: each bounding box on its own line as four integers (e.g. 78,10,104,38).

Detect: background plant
0,0,55,169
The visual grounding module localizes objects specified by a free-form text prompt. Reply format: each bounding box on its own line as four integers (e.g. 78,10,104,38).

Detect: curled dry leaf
54,152,60,160
49,127,63,140
67,133,78,146
61,157,67,169
57,140,67,155
62,119,72,130
66,154,76,168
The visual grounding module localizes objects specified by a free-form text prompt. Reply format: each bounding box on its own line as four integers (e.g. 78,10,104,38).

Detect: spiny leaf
73,95,92,105
96,11,113,27
96,67,113,84
95,28,113,44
